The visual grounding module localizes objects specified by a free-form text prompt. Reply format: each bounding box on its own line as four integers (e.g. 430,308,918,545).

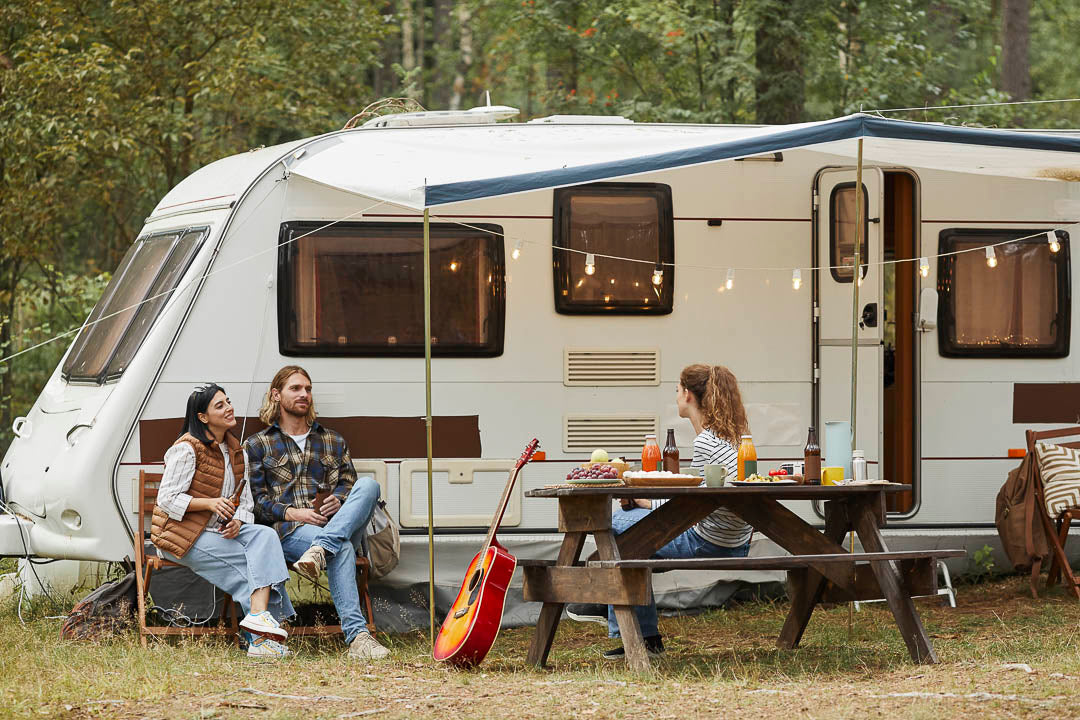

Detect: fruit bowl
579,459,631,478
566,462,626,483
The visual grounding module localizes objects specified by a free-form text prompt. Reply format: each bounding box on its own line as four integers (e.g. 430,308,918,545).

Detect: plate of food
729,473,799,486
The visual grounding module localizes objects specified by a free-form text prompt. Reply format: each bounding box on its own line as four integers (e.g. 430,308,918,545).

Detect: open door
815,168,884,476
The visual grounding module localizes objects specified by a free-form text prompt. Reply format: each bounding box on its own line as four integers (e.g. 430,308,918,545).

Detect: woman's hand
208,497,236,522
221,518,242,539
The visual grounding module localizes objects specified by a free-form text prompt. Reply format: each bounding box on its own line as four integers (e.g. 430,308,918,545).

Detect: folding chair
1026,428,1080,600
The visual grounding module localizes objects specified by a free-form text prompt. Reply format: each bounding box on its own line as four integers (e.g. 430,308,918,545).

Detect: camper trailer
3,111,1079,622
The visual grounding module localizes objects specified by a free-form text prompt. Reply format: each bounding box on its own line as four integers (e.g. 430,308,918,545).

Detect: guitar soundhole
467,568,483,591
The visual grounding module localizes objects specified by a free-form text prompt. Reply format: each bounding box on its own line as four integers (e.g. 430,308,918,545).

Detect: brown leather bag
995,454,1049,596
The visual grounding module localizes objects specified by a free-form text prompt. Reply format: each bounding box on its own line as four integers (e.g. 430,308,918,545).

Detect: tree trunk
401,0,418,98
754,0,805,124
1000,0,1030,101
430,0,453,109
450,4,473,110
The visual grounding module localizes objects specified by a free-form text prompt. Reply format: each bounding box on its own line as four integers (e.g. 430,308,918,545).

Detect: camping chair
134,470,239,646
1025,428,1080,600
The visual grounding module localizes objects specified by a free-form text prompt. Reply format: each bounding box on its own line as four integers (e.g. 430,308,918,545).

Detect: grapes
566,463,621,481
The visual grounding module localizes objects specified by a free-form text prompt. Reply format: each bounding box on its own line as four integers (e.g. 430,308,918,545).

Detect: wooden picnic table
520,483,963,672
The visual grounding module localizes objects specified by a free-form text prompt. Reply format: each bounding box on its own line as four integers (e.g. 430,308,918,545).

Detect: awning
289,113,1080,210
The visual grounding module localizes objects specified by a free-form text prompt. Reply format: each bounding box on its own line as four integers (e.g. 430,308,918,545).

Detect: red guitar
433,439,540,666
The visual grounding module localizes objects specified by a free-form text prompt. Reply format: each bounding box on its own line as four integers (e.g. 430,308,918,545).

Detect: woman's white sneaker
240,610,288,640
247,636,291,658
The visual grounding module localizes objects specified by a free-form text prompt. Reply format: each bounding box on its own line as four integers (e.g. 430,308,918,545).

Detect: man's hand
286,507,327,526
209,497,236,522
319,494,341,518
221,518,242,539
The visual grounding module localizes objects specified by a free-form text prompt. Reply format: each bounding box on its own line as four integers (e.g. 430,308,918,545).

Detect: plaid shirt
244,421,357,538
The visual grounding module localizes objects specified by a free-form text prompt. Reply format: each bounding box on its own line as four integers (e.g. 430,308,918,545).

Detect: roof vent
564,348,660,386
527,115,633,124
362,106,519,128
564,414,658,453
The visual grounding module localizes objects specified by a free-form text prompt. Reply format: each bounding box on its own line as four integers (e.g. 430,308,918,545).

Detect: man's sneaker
348,631,390,661
292,545,327,582
566,603,608,624
602,635,665,660
247,635,291,658
240,610,288,640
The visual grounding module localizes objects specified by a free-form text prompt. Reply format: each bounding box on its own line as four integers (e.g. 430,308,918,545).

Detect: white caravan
3,112,1080,620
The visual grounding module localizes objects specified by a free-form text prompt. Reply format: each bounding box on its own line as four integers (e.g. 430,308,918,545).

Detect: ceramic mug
822,466,844,486
705,464,729,487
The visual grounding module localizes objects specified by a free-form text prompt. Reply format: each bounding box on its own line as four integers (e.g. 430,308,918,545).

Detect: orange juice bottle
737,435,757,481
641,434,661,471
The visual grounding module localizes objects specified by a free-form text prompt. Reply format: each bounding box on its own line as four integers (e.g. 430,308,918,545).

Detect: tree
1001,0,1031,100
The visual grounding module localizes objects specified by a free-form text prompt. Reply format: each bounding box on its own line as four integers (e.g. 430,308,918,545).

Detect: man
245,365,389,661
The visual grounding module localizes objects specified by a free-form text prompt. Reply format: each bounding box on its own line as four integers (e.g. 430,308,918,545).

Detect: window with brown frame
829,182,869,283
278,221,504,357
937,229,1070,358
552,183,674,314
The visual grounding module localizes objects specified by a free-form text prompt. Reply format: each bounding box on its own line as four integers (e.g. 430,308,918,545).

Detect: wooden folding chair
134,470,239,646
1025,428,1080,600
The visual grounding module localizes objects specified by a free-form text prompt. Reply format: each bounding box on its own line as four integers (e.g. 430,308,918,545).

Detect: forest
1,0,1079,454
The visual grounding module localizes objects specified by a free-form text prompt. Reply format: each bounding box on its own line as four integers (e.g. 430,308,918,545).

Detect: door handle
860,303,878,329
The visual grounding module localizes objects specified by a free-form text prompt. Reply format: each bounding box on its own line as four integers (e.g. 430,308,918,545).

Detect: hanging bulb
1048,231,1061,253
725,268,735,290
791,268,802,290
449,260,459,272
985,246,997,268
511,238,522,260
584,253,596,275
919,256,930,278
652,264,664,285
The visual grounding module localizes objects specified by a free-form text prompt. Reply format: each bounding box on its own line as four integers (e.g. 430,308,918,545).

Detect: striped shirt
689,429,752,548
156,442,256,531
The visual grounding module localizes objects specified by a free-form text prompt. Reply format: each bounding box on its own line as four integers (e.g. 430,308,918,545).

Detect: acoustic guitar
433,438,540,666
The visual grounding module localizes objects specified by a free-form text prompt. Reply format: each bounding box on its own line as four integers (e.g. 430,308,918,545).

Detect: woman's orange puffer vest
150,432,245,558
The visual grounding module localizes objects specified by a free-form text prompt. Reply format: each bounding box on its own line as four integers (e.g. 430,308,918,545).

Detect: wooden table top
526,483,909,500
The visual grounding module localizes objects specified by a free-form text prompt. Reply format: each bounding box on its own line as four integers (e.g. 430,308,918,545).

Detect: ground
2,577,1079,719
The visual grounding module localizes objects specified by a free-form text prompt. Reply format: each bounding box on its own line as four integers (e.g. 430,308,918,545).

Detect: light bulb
584,253,596,275
919,257,930,278
511,239,522,260
652,265,663,285
1048,231,1061,253
791,268,802,290
985,246,997,268
449,261,459,272
725,268,735,290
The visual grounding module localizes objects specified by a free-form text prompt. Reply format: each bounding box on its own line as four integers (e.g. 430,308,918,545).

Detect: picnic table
519,483,964,671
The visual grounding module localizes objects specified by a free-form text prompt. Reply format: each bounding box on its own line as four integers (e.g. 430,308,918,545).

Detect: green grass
3,578,1080,719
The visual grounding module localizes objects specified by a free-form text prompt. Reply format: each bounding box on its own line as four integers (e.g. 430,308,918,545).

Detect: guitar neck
480,464,521,551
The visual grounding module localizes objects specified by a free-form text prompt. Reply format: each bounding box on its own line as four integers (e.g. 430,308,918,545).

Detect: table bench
521,484,964,671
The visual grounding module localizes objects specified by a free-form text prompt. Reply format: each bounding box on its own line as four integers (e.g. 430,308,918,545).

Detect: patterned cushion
1035,442,1080,518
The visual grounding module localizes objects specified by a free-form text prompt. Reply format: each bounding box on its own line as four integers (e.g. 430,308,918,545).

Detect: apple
590,448,610,463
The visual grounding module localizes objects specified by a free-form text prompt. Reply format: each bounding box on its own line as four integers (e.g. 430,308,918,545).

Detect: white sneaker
240,610,288,640
247,635,291,658
292,545,327,582
348,631,390,661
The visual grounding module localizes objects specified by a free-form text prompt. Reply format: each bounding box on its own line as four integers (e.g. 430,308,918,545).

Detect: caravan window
829,183,870,282
278,221,505,357
62,227,209,383
552,183,674,314
937,229,1070,358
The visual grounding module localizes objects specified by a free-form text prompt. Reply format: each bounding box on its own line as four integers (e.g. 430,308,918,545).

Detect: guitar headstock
516,438,540,470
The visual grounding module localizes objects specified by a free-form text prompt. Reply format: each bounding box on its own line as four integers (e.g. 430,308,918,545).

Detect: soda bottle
803,426,821,485
641,434,661,472
737,435,757,481
662,429,680,472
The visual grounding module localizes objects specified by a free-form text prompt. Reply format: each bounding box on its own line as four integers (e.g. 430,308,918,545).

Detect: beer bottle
804,426,821,485
662,429,680,472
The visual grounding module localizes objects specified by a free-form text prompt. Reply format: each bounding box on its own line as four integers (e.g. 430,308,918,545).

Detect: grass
3,577,1080,719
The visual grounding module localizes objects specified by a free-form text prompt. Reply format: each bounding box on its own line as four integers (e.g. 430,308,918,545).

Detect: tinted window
829,183,869,282
553,183,674,314
937,229,1070,358
278,222,505,356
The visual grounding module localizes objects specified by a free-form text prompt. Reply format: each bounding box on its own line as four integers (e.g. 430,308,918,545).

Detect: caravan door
815,168,884,474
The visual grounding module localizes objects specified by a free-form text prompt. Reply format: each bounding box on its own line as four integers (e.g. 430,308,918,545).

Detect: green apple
590,448,610,463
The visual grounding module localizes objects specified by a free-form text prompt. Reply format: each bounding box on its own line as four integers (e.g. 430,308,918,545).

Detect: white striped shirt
689,429,753,547
156,443,255,531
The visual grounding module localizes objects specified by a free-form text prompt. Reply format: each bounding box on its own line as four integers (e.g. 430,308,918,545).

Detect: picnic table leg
526,530,586,668
850,498,938,664
594,530,651,672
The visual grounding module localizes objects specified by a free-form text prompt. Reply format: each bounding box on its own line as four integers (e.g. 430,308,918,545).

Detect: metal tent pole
848,138,864,639
423,208,435,650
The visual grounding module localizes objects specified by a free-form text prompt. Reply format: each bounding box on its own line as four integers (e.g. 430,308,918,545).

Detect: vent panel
564,348,660,386
564,414,659,453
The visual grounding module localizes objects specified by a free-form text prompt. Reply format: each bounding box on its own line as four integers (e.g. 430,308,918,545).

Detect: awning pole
423,208,435,650
848,138,864,639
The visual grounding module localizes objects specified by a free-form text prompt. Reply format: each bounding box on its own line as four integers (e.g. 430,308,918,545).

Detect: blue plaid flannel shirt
244,421,357,539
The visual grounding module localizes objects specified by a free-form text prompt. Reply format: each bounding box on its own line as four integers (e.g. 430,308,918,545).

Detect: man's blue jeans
607,505,750,639
279,477,380,644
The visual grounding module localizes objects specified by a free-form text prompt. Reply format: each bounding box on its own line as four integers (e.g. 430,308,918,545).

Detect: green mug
705,464,728,487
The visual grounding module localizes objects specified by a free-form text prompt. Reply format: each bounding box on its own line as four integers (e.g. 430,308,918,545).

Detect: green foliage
969,544,998,580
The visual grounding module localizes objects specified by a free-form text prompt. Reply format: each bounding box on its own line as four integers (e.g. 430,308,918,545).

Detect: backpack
995,454,1049,595
60,572,138,640
362,499,400,580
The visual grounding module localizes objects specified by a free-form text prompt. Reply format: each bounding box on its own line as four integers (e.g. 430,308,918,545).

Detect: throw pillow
1035,442,1080,519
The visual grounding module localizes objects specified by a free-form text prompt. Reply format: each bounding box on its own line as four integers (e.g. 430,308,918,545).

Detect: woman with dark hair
599,363,752,660
151,384,295,658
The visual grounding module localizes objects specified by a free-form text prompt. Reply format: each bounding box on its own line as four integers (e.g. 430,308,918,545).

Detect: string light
725,268,735,290
449,260,459,272
985,246,997,268
584,253,596,275
651,265,664,285
791,268,802,290
919,257,930,277
1048,231,1061,253
511,238,522,260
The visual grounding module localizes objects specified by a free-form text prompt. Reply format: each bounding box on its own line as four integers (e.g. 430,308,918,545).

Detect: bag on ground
60,572,138,640
995,454,1048,573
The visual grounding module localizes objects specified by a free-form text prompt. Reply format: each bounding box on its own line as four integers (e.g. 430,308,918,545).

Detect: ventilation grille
564,348,660,386
564,414,659,453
